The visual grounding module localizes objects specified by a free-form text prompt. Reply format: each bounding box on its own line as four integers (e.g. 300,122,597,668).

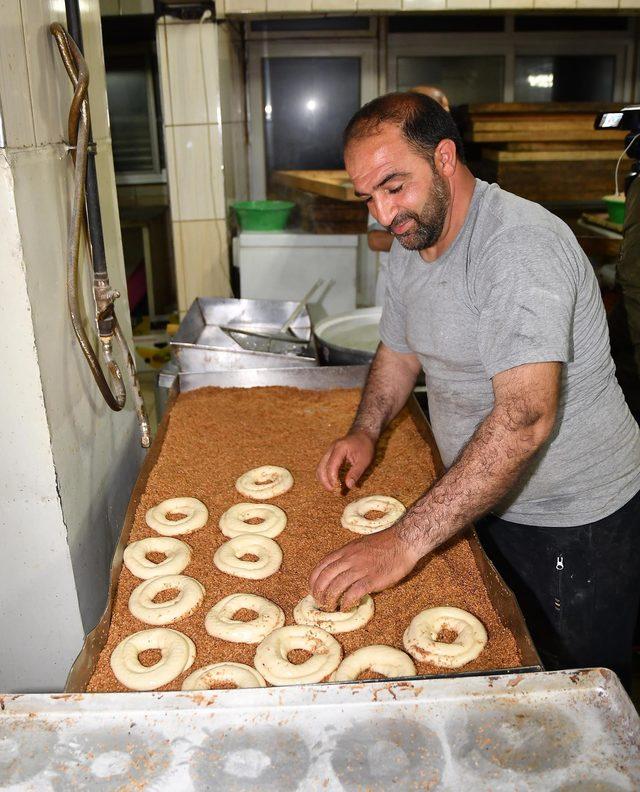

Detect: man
310,92,640,690
368,86,451,305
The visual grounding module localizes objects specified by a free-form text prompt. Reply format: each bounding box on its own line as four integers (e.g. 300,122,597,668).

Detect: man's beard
388,170,450,251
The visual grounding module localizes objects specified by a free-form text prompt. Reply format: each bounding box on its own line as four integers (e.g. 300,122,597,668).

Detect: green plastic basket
232,200,295,231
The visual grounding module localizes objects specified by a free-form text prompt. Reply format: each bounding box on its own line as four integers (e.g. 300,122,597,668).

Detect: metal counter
2,669,639,790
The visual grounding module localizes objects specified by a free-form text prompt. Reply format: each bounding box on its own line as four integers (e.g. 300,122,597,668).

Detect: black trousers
476,488,640,692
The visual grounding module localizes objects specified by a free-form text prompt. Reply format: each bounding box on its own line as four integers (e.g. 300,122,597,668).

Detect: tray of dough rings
2,669,639,790
67,364,542,697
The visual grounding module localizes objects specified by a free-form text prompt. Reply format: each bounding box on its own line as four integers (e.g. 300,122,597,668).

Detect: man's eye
388,185,403,194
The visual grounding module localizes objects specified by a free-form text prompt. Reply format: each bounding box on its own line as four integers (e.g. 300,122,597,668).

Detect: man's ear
435,139,457,177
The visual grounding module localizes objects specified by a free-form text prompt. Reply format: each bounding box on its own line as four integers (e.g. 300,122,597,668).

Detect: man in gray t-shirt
309,92,640,688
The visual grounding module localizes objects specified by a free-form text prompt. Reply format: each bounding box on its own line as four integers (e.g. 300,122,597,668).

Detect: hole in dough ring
213,535,283,580
110,628,196,691
341,495,406,535
254,625,342,686
219,503,287,539
128,574,205,625
235,466,294,500
205,593,285,643
182,662,267,690
145,497,208,536
123,537,191,579
293,594,374,634
332,645,416,681
403,606,488,669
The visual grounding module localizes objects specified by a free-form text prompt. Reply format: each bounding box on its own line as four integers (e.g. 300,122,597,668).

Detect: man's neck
419,167,477,263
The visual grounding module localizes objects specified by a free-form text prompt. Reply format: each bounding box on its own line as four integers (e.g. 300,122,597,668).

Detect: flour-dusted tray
2,670,639,790
67,366,539,692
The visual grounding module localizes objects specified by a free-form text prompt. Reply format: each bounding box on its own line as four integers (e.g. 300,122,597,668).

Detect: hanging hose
50,23,150,448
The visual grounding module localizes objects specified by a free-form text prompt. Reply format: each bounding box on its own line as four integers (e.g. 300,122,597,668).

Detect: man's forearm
351,344,420,441
395,400,551,557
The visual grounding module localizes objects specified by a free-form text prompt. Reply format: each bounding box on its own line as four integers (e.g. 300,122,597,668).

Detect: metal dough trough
1,670,638,790
170,297,317,371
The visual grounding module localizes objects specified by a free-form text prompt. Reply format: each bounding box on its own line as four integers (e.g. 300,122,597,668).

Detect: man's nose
371,195,396,229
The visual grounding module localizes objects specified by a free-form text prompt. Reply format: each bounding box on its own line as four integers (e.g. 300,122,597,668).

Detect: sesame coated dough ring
128,574,205,625
235,466,294,500
205,593,285,643
123,537,191,579
254,625,342,686
403,606,488,669
293,594,375,634
219,503,287,539
145,497,208,536
332,645,416,681
110,628,196,691
213,535,283,580
182,662,267,690
341,495,406,534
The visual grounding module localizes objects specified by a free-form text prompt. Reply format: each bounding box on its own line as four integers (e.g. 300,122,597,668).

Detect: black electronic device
595,105,640,194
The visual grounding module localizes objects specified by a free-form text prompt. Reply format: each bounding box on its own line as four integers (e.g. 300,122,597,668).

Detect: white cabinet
235,232,358,317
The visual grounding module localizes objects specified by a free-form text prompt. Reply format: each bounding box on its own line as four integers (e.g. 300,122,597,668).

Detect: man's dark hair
343,91,465,164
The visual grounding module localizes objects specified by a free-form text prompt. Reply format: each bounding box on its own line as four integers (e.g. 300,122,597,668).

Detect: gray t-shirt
380,178,640,527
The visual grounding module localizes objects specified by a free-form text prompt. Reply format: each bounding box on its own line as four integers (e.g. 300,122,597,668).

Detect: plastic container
602,193,626,225
232,200,295,231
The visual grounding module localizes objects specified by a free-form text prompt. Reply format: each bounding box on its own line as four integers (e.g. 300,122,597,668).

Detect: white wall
0,0,144,691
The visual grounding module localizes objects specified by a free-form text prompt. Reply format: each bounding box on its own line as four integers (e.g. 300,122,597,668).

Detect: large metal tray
3,670,638,790
170,297,317,371
66,365,540,693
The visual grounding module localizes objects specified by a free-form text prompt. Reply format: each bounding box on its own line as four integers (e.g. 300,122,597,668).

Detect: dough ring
205,593,285,643
332,645,416,681
341,495,406,534
213,535,283,580
403,606,488,669
235,466,294,500
182,662,267,690
145,497,208,536
123,537,191,579
110,628,196,691
128,574,205,625
219,503,287,539
293,594,374,634
254,625,342,686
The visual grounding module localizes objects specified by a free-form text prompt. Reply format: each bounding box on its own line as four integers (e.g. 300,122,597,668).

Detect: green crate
232,200,295,231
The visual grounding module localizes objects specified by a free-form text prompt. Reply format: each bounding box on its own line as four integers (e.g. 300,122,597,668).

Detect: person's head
409,85,450,113
344,92,465,250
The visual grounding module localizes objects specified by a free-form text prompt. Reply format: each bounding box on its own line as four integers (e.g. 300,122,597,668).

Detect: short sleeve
379,243,412,354
474,226,578,378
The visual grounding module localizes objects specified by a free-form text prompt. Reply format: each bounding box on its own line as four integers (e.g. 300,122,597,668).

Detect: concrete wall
0,0,144,691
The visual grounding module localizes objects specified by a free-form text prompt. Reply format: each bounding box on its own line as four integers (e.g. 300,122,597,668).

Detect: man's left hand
309,526,421,612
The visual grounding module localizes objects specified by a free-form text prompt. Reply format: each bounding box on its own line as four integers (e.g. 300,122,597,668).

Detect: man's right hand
316,430,376,491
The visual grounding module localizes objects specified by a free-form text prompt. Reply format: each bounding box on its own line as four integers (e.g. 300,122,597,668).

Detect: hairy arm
316,342,421,490
311,361,562,609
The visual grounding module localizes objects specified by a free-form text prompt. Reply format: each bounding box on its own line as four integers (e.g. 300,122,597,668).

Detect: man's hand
316,430,375,491
309,525,421,611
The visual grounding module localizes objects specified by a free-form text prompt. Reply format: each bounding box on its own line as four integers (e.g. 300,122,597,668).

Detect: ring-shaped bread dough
254,625,342,686
332,645,416,681
341,495,406,535
123,537,191,579
219,503,287,539
128,574,205,625
205,593,285,643
293,594,374,634
145,497,208,536
182,662,267,690
213,535,283,580
403,606,488,669
110,628,196,691
235,466,294,500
